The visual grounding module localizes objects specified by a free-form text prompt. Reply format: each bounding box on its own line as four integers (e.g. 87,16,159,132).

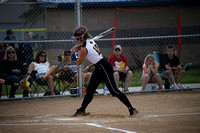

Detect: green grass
181,68,200,83
1,67,200,97
130,67,200,86
130,68,143,87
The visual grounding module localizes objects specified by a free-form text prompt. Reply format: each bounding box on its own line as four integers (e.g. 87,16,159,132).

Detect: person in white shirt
71,26,138,117
27,51,55,95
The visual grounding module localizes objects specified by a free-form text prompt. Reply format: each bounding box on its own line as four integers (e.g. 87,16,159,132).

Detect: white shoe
171,85,178,89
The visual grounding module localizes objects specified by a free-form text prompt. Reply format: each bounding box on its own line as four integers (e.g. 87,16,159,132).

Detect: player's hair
167,45,176,51
144,54,157,68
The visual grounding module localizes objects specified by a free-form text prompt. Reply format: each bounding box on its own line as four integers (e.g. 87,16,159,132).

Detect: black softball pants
81,59,133,110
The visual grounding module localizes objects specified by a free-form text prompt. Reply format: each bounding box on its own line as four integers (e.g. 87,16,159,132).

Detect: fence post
75,0,83,97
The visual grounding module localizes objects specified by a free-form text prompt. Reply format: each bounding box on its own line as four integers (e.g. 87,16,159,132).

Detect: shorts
161,71,177,79
36,73,46,79
114,71,127,82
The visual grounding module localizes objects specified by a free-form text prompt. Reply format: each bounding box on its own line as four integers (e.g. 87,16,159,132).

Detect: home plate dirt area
0,91,200,133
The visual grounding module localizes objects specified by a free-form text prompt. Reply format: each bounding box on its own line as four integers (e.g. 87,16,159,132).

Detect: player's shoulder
86,39,96,45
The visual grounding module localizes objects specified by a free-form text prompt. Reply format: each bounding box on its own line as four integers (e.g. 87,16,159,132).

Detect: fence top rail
0,34,200,44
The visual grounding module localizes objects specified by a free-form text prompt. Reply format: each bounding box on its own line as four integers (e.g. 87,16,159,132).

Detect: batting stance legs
73,59,138,116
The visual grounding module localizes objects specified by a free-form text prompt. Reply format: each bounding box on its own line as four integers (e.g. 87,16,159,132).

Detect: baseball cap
6,30,13,35
114,45,122,50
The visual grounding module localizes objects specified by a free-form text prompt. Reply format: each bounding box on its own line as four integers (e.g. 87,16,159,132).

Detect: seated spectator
108,45,133,92
0,46,26,98
0,44,5,96
162,45,183,89
141,54,163,91
44,49,92,88
26,51,55,95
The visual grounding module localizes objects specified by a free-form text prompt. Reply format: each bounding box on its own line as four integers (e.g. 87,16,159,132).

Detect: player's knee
109,89,121,97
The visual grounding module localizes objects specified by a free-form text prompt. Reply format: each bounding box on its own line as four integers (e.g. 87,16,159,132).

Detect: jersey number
93,44,101,55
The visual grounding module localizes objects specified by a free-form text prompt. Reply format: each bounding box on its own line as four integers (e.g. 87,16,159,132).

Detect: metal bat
92,27,116,40
70,27,116,53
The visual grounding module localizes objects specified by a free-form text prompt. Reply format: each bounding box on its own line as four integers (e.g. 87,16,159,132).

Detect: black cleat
129,108,138,116
72,108,86,117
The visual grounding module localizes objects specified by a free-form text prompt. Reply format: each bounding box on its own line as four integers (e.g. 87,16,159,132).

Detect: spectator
108,45,133,92
4,30,16,49
0,44,5,97
27,51,55,95
44,49,92,89
141,54,163,91
0,46,25,98
162,45,183,89
24,31,34,66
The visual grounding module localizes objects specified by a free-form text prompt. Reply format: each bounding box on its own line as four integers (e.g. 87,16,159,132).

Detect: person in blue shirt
4,30,16,49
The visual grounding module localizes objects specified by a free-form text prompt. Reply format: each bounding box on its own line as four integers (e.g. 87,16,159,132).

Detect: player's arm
71,44,82,52
76,47,87,65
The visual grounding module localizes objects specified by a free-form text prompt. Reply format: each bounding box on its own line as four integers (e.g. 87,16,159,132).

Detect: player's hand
74,51,79,60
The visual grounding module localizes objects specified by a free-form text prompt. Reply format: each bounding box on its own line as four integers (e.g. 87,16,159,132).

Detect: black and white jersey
85,39,103,64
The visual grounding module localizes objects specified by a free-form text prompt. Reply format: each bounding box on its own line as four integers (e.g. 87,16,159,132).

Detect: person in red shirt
108,45,133,92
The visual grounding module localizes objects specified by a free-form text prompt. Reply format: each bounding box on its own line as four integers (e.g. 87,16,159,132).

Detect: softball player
71,26,138,117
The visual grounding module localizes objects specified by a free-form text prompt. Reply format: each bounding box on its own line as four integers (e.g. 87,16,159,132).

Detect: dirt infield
0,90,200,133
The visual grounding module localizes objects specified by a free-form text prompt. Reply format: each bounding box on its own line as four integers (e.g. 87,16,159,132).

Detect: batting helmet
73,26,91,42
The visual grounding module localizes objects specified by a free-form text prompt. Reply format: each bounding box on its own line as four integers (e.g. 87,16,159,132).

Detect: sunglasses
115,49,121,51
7,51,15,54
40,55,46,58
64,53,71,56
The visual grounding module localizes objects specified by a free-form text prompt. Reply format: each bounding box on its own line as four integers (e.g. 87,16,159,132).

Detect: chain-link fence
0,1,200,100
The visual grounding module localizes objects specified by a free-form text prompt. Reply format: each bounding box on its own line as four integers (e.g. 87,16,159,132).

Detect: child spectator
141,54,163,91
162,45,183,89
